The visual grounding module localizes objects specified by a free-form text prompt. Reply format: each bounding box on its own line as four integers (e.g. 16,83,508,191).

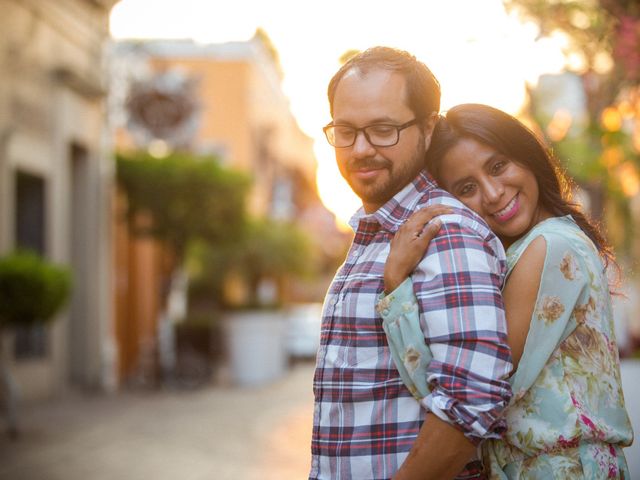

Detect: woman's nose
483,179,505,203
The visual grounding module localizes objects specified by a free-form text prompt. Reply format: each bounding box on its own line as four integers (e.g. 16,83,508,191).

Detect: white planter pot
224,310,287,387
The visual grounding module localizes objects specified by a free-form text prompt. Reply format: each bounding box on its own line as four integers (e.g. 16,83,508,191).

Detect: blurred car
285,303,323,359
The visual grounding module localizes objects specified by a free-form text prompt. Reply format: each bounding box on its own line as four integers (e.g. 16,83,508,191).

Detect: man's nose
351,130,376,158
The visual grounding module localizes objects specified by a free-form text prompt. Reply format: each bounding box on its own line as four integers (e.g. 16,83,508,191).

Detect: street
0,363,316,480
1,360,639,480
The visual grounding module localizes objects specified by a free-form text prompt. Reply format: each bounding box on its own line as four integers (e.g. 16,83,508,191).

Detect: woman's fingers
383,206,451,294
400,205,452,238
409,204,452,223
414,218,443,243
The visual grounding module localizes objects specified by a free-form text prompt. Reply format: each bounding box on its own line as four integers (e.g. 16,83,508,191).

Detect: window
15,171,45,254
14,171,48,359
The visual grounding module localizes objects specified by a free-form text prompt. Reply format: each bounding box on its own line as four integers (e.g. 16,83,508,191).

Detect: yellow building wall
149,58,253,170
146,54,317,216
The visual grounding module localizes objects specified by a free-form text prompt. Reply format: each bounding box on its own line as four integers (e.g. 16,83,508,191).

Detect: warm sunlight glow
634,125,640,153
546,109,573,142
602,146,624,169
111,0,569,227
618,162,640,197
601,107,623,132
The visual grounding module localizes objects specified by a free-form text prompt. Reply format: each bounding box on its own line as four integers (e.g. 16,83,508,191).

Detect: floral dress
377,215,633,479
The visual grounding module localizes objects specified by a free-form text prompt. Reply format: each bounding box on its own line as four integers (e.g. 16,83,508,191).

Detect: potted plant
0,250,72,437
189,217,315,386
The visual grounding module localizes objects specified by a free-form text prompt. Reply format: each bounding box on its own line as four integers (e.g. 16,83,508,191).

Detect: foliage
188,217,316,308
116,151,251,259
239,218,313,280
0,251,72,327
504,1,616,70
505,0,640,104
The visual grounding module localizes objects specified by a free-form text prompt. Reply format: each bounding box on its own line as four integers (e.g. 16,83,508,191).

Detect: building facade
112,36,318,217
0,0,120,400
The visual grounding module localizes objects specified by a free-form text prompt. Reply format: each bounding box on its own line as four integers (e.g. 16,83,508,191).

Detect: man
310,47,513,479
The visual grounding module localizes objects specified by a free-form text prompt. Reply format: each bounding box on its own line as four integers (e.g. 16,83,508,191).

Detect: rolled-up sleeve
413,218,513,444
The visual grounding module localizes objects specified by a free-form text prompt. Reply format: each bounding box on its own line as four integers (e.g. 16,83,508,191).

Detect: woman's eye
459,184,475,196
491,160,508,174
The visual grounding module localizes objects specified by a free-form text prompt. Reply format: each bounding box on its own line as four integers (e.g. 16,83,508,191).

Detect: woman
377,104,633,478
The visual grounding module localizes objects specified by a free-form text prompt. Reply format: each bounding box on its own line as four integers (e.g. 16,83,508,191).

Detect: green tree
116,151,251,382
189,217,315,309
116,151,250,260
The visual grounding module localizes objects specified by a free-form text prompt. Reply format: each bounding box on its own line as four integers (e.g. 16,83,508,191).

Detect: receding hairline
327,46,441,118
329,65,411,116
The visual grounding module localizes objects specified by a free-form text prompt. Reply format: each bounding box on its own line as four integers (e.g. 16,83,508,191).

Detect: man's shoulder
414,188,494,239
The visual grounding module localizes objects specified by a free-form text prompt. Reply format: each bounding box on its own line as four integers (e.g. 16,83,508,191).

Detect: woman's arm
501,236,546,369
384,217,513,476
385,208,545,371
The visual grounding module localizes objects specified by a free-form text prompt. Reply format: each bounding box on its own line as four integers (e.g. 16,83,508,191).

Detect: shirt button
352,250,360,257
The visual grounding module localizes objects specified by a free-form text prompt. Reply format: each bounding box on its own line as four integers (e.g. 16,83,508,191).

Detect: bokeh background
1,0,640,478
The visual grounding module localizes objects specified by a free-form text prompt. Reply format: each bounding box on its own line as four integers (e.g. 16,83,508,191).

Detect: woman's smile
491,193,520,223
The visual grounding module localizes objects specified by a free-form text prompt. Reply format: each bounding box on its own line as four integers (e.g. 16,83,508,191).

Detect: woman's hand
384,205,452,294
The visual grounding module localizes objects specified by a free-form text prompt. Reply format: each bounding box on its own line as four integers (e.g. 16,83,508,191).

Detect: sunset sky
110,0,572,226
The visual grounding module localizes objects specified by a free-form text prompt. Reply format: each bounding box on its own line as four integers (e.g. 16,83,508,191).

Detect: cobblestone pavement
0,362,316,480
1,360,639,480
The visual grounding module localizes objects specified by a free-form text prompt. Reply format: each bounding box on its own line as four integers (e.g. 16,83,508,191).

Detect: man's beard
345,136,426,208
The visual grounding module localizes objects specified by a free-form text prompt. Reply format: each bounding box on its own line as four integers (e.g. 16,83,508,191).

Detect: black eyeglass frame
323,118,421,148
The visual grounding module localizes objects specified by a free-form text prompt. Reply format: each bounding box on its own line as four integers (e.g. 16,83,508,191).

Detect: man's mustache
347,159,392,171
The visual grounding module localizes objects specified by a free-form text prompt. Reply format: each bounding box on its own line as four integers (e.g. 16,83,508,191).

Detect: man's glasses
323,118,420,148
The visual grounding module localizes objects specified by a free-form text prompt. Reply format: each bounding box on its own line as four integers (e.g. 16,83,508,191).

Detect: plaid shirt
310,171,513,480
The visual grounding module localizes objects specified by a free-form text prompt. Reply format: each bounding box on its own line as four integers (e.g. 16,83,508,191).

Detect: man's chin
353,187,394,211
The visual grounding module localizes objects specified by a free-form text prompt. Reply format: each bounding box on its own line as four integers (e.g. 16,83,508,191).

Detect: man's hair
327,46,441,120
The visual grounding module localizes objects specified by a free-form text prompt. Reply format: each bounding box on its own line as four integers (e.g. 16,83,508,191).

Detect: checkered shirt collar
348,170,437,234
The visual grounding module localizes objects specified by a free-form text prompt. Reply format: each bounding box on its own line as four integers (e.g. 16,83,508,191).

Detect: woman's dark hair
427,103,618,276
327,46,441,121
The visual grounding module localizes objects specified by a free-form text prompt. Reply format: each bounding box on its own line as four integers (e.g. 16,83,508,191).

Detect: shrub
0,251,72,327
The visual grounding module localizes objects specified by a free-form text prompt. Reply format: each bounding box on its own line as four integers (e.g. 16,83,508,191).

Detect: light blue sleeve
377,278,433,399
508,232,589,398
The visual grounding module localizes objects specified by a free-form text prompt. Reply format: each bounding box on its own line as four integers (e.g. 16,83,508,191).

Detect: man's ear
422,112,439,152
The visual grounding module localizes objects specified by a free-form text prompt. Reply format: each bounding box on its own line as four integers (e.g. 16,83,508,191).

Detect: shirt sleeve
411,219,513,444
377,277,434,400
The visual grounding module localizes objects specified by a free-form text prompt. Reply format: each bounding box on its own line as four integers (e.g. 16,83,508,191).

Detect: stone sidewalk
1,360,639,480
0,363,316,480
